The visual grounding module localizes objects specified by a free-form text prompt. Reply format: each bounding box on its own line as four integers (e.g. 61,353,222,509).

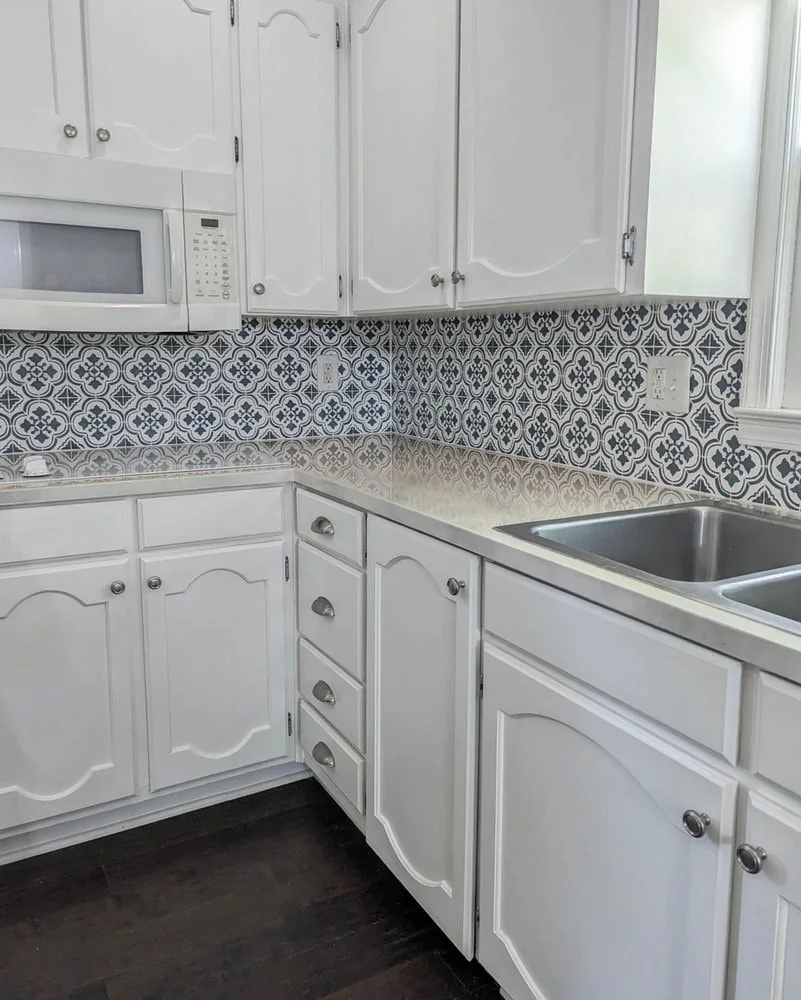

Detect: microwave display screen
200,218,219,229
0,220,144,295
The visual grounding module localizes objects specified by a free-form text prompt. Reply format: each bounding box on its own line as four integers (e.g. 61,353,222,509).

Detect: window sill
736,407,801,449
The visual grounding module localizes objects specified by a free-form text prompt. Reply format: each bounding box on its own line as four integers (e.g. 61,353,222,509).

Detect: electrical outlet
646,355,691,414
317,352,340,392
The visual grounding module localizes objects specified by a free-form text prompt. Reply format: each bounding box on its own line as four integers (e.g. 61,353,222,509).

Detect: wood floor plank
0,780,499,1000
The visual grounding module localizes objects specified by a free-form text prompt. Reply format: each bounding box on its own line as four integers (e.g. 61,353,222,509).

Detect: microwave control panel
185,212,235,303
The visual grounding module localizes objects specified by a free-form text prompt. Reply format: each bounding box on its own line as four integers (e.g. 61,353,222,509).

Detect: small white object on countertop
22,456,51,478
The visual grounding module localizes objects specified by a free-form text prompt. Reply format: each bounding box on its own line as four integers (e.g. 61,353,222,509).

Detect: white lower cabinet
0,560,135,829
733,793,801,999
142,542,289,791
367,516,481,957
479,644,737,1000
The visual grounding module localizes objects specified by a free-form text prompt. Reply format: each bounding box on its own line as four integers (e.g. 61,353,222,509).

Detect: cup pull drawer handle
311,516,335,536
312,596,335,619
312,742,335,768
312,680,337,705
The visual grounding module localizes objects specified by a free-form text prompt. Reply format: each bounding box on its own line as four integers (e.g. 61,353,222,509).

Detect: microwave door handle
164,210,185,305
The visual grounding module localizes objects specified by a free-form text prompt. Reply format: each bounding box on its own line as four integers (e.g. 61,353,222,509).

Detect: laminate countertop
2,433,800,681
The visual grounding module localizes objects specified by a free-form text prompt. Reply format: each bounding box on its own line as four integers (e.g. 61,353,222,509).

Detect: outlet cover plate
646,354,691,414
317,352,340,392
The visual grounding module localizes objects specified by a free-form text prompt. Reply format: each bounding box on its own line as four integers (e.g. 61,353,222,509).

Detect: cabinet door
733,794,801,1000
0,561,135,830
457,0,638,306
0,0,88,156
367,517,480,957
350,0,459,313
239,0,340,315
84,0,234,171
480,644,736,1000
143,543,288,791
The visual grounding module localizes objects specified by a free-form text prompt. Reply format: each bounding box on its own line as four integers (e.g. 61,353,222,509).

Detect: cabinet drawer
297,541,365,680
754,673,801,798
299,701,365,814
0,501,129,564
138,488,283,548
484,564,742,762
296,489,365,568
299,639,365,752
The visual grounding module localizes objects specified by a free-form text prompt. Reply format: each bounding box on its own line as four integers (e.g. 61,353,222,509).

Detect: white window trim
739,0,801,448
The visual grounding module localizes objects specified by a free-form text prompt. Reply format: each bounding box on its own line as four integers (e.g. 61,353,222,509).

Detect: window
740,0,801,446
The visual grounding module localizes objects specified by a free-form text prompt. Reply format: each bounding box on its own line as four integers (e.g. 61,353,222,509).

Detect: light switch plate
646,354,691,414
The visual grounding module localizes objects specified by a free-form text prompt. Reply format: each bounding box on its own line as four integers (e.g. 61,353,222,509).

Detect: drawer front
0,501,129,564
138,488,283,548
296,489,365,568
754,672,801,798
297,541,364,680
299,639,365,751
299,701,365,814
484,564,742,762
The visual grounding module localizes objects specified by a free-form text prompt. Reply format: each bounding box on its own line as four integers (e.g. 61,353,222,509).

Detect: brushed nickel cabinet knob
736,844,767,875
110,581,126,596
682,810,711,839
446,578,466,597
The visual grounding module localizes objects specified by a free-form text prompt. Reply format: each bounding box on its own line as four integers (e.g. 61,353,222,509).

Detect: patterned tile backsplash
393,300,801,511
0,316,392,453
5,299,801,510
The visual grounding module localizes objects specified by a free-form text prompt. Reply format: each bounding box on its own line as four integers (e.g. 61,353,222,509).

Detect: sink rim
494,499,801,636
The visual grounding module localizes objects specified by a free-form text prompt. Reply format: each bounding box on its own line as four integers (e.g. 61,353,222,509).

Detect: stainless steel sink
497,502,801,584
720,571,801,625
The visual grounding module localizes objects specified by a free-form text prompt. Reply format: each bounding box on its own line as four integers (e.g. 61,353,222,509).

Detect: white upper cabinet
350,0,459,313
0,560,135,831
0,0,88,157
239,0,341,315
456,0,638,307
83,0,235,172
367,517,480,957
142,542,289,791
733,794,801,1000
480,644,737,1000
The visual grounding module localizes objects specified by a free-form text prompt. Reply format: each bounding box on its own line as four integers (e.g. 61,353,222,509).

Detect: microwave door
0,196,189,333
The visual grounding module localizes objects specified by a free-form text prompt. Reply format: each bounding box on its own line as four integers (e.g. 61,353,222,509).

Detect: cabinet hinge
338,274,344,299
479,673,484,697
284,555,290,581
234,136,240,164
287,712,294,738
348,22,352,44
336,21,341,48
229,0,235,26
350,278,354,296
621,225,637,266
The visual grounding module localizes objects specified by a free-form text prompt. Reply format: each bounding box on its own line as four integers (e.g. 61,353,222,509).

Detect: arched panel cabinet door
732,793,801,1000
0,0,88,157
367,516,480,958
83,0,234,172
0,560,135,831
142,542,288,791
456,0,638,306
239,0,341,315
479,645,737,1000
350,0,460,314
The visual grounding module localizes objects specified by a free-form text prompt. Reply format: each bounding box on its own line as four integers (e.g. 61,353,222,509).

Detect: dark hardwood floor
0,780,499,1000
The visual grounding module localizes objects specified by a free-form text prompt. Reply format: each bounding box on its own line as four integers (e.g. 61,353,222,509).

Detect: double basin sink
497,502,801,631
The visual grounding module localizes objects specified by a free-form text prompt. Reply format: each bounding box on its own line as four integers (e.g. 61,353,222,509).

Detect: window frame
739,0,801,448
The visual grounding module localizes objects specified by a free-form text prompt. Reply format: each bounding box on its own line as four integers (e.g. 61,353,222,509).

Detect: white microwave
0,151,239,333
